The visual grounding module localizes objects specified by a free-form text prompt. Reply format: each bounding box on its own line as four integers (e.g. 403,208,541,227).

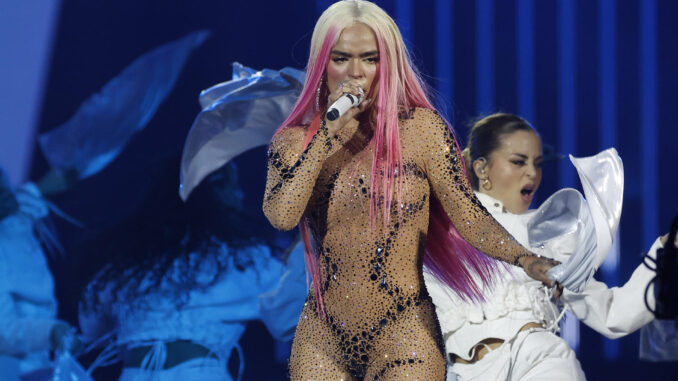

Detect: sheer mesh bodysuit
263,108,532,380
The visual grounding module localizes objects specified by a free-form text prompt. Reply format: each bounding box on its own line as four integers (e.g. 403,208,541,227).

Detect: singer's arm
415,108,553,284
324,80,370,135
263,123,341,231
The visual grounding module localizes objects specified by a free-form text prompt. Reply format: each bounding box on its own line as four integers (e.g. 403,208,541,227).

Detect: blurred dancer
0,169,80,380
640,215,678,362
79,160,305,380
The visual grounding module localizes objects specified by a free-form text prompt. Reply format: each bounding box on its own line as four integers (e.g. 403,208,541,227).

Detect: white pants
448,329,586,381
118,357,230,381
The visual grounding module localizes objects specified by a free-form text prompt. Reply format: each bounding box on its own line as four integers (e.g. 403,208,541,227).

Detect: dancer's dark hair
461,113,536,190
81,157,269,311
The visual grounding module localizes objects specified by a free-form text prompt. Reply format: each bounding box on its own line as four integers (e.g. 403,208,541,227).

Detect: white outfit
0,184,59,380
425,192,660,381
79,242,306,380
450,328,583,381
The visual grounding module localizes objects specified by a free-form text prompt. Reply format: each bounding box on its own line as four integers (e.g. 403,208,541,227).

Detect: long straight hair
273,0,500,317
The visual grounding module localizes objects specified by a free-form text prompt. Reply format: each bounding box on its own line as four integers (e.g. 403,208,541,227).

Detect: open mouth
520,185,535,201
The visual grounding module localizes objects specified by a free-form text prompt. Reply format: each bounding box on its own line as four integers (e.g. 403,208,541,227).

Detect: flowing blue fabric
38,30,209,179
179,63,304,201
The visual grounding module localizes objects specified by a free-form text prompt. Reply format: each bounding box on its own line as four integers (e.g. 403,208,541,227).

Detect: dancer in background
79,159,306,381
640,215,678,362
262,1,554,379
0,168,81,381
425,113,664,381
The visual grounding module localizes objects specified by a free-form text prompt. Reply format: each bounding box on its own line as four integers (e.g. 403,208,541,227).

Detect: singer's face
326,22,379,98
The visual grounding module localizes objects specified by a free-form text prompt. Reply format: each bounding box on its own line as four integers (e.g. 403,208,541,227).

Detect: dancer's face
326,22,379,99
473,130,543,214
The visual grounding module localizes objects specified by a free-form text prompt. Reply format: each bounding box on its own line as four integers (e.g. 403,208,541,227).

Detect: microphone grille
327,109,340,121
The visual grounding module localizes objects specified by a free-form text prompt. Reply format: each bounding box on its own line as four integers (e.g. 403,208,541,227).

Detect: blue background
7,0,678,379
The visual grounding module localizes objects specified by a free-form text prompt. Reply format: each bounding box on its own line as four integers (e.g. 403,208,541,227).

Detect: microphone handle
327,93,359,121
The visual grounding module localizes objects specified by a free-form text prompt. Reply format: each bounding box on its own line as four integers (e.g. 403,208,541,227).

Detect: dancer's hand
50,322,83,355
324,79,372,136
554,283,563,299
519,255,560,287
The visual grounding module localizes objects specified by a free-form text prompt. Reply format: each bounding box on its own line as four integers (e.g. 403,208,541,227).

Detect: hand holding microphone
327,84,364,121
324,80,370,135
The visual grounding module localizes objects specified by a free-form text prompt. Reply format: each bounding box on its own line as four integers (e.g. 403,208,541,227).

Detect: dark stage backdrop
32,0,678,380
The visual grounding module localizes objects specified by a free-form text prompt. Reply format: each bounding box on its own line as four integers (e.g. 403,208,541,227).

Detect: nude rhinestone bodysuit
263,108,531,380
